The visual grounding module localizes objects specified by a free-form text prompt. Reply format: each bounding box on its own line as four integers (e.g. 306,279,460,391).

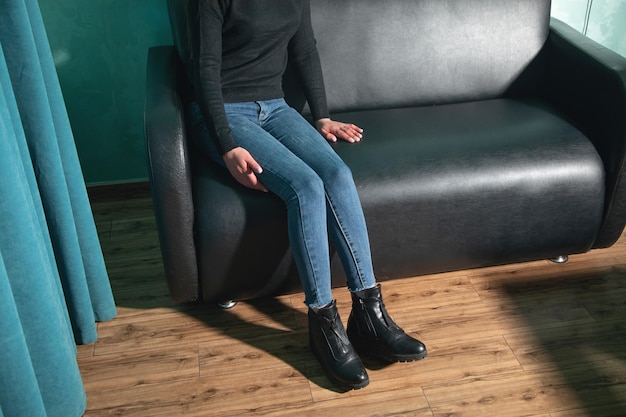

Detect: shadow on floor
500,264,626,417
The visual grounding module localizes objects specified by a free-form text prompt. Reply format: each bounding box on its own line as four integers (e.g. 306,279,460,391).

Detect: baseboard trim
87,180,151,202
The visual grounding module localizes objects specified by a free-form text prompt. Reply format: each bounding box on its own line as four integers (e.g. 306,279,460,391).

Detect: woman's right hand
222,147,268,192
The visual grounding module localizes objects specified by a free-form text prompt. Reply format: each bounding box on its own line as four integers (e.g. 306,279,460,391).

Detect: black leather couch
145,0,626,304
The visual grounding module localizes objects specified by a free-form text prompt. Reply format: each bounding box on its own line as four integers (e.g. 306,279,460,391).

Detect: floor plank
82,182,626,417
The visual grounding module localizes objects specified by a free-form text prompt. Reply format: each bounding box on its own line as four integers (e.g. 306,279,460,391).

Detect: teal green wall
40,1,625,185
39,0,172,184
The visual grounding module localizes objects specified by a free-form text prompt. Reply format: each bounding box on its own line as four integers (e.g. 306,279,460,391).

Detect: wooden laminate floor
82,183,626,417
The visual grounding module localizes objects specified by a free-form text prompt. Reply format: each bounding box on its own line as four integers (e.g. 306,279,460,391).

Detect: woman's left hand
315,118,363,143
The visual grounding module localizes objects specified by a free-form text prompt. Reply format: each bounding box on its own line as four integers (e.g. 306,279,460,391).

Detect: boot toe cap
392,337,427,361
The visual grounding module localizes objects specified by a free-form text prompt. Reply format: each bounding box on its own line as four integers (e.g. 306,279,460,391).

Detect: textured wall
39,0,172,184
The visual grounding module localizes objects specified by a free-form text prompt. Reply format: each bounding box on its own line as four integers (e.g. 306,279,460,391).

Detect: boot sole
352,340,428,363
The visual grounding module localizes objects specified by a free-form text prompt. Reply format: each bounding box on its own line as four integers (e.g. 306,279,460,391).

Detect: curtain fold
0,0,117,416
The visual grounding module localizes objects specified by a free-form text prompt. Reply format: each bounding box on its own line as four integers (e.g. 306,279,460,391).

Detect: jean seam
264,164,329,307
325,190,368,292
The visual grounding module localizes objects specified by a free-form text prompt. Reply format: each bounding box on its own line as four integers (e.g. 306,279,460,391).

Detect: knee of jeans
292,173,325,205
327,161,355,187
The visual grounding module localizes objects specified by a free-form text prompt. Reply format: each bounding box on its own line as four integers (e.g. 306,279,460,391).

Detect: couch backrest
306,0,551,113
168,0,551,113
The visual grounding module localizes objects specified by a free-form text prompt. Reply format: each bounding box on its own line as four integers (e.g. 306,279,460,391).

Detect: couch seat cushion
329,98,605,281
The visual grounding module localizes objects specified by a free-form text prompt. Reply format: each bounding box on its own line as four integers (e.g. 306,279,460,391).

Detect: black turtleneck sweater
196,0,330,154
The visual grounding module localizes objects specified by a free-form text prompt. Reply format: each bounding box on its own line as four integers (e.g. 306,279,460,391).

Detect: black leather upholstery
145,0,626,303
300,0,550,113
329,99,604,282
145,46,199,302
544,19,626,248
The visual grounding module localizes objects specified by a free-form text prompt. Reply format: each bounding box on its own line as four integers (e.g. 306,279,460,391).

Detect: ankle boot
308,300,369,390
347,284,427,363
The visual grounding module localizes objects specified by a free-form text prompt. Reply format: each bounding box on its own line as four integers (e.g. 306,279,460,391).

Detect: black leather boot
308,300,369,390
347,284,427,362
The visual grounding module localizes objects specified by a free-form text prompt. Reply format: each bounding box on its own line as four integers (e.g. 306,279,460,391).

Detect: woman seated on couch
189,0,427,390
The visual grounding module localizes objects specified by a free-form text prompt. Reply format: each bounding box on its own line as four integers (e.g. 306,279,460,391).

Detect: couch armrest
144,46,199,303
546,18,626,248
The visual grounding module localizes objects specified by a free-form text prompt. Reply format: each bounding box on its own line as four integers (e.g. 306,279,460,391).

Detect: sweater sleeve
196,0,237,155
288,0,330,121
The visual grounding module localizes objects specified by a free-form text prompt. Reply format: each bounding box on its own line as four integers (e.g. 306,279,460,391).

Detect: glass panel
551,0,589,32
586,0,626,58
552,0,626,58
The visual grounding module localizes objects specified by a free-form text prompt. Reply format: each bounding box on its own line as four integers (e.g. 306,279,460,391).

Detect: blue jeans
190,98,376,307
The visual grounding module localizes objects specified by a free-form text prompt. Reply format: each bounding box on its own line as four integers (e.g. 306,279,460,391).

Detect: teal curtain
0,0,117,416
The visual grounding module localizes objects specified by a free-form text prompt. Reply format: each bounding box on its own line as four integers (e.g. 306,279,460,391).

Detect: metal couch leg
218,300,238,309
549,255,569,264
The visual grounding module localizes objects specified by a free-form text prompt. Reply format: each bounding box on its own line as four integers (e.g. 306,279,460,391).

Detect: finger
348,123,364,134
244,158,268,192
254,182,268,192
345,125,364,140
248,174,268,192
248,162,263,175
244,155,263,175
239,171,268,192
322,130,337,142
337,125,363,142
335,127,358,143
